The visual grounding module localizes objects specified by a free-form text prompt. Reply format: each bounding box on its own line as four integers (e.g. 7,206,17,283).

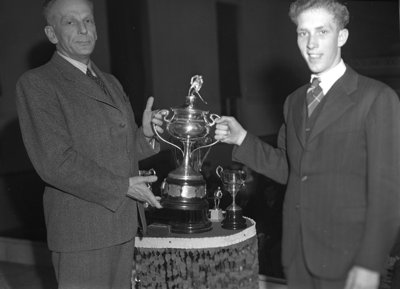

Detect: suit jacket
233,66,400,278
16,52,158,252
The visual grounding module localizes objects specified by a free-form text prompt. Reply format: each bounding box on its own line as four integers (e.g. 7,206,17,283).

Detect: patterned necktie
306,77,324,117
86,68,109,95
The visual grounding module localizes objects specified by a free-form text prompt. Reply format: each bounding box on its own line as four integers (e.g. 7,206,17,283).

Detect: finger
216,124,229,130
156,126,164,134
130,175,157,185
143,175,158,183
155,109,168,118
145,96,154,112
215,128,230,136
161,109,169,115
214,134,227,141
151,199,162,209
215,116,231,124
152,118,163,126
144,192,163,209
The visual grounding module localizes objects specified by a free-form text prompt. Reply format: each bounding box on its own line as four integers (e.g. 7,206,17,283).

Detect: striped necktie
306,77,324,117
86,68,109,95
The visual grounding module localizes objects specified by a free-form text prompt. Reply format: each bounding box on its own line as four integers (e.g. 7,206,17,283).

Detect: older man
16,0,163,287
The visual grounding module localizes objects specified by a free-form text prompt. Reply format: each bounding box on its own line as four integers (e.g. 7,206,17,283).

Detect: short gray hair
42,0,94,25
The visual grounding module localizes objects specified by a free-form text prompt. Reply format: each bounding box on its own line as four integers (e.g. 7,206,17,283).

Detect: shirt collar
57,51,91,75
310,59,346,95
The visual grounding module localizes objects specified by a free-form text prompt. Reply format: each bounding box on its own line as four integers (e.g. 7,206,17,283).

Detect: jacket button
119,123,126,128
301,176,308,181
295,204,300,209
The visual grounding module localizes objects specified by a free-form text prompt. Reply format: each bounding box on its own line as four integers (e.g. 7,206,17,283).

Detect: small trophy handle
216,165,224,179
152,109,184,156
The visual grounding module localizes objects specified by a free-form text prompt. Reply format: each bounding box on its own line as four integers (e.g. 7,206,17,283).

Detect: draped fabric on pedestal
132,218,259,289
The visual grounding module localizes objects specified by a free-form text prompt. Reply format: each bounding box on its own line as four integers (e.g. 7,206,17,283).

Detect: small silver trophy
216,166,247,230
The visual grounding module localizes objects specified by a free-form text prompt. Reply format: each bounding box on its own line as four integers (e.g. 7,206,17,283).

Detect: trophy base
169,209,212,234
161,197,212,234
221,207,247,230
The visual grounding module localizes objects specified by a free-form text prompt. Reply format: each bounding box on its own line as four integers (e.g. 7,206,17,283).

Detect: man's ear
338,28,349,47
44,25,58,44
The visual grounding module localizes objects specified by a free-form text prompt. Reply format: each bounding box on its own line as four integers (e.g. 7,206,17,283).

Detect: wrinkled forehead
47,0,93,24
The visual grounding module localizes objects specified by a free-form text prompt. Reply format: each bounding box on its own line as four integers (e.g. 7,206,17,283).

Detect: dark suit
233,66,400,281
16,52,157,286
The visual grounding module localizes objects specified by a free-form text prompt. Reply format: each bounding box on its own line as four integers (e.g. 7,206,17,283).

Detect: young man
215,0,400,288
16,0,163,287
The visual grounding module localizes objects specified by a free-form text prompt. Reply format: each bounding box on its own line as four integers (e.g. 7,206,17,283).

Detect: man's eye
64,19,76,25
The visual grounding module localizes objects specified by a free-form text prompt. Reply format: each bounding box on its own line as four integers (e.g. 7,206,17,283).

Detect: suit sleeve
16,72,140,212
108,73,160,162
355,86,400,272
232,100,290,185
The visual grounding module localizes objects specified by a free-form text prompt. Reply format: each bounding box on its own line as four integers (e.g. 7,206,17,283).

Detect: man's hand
142,96,165,138
127,175,162,209
215,116,247,146
344,266,380,289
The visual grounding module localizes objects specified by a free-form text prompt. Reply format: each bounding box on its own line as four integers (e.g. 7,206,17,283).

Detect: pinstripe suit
16,52,157,287
233,66,400,281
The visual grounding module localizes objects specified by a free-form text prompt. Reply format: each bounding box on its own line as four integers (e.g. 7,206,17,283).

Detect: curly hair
288,0,350,29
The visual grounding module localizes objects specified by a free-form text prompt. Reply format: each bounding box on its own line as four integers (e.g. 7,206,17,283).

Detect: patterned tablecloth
132,217,259,289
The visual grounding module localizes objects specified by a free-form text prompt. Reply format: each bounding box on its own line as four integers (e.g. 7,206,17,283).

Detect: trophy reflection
216,166,247,230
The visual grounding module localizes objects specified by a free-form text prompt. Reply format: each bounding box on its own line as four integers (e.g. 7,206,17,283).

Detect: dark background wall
0,0,399,246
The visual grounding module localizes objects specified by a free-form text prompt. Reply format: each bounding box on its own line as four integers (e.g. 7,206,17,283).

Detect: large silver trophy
154,75,220,233
216,166,247,230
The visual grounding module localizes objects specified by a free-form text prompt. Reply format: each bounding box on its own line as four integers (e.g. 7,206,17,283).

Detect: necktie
86,68,109,95
306,77,324,117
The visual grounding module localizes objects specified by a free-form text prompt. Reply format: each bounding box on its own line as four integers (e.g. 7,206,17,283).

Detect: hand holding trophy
138,168,156,209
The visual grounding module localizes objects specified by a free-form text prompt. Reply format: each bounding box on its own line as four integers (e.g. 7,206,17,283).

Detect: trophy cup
153,75,220,233
216,166,247,230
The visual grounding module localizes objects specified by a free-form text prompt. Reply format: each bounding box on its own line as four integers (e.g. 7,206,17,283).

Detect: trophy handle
204,113,220,126
191,113,221,157
152,109,184,156
190,138,219,158
216,165,223,179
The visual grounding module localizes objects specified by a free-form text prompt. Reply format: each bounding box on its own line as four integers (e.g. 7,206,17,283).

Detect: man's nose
78,22,88,34
307,35,318,49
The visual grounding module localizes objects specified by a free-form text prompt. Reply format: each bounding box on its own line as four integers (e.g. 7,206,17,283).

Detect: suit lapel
293,86,308,148
91,63,126,115
51,53,121,112
308,67,358,142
